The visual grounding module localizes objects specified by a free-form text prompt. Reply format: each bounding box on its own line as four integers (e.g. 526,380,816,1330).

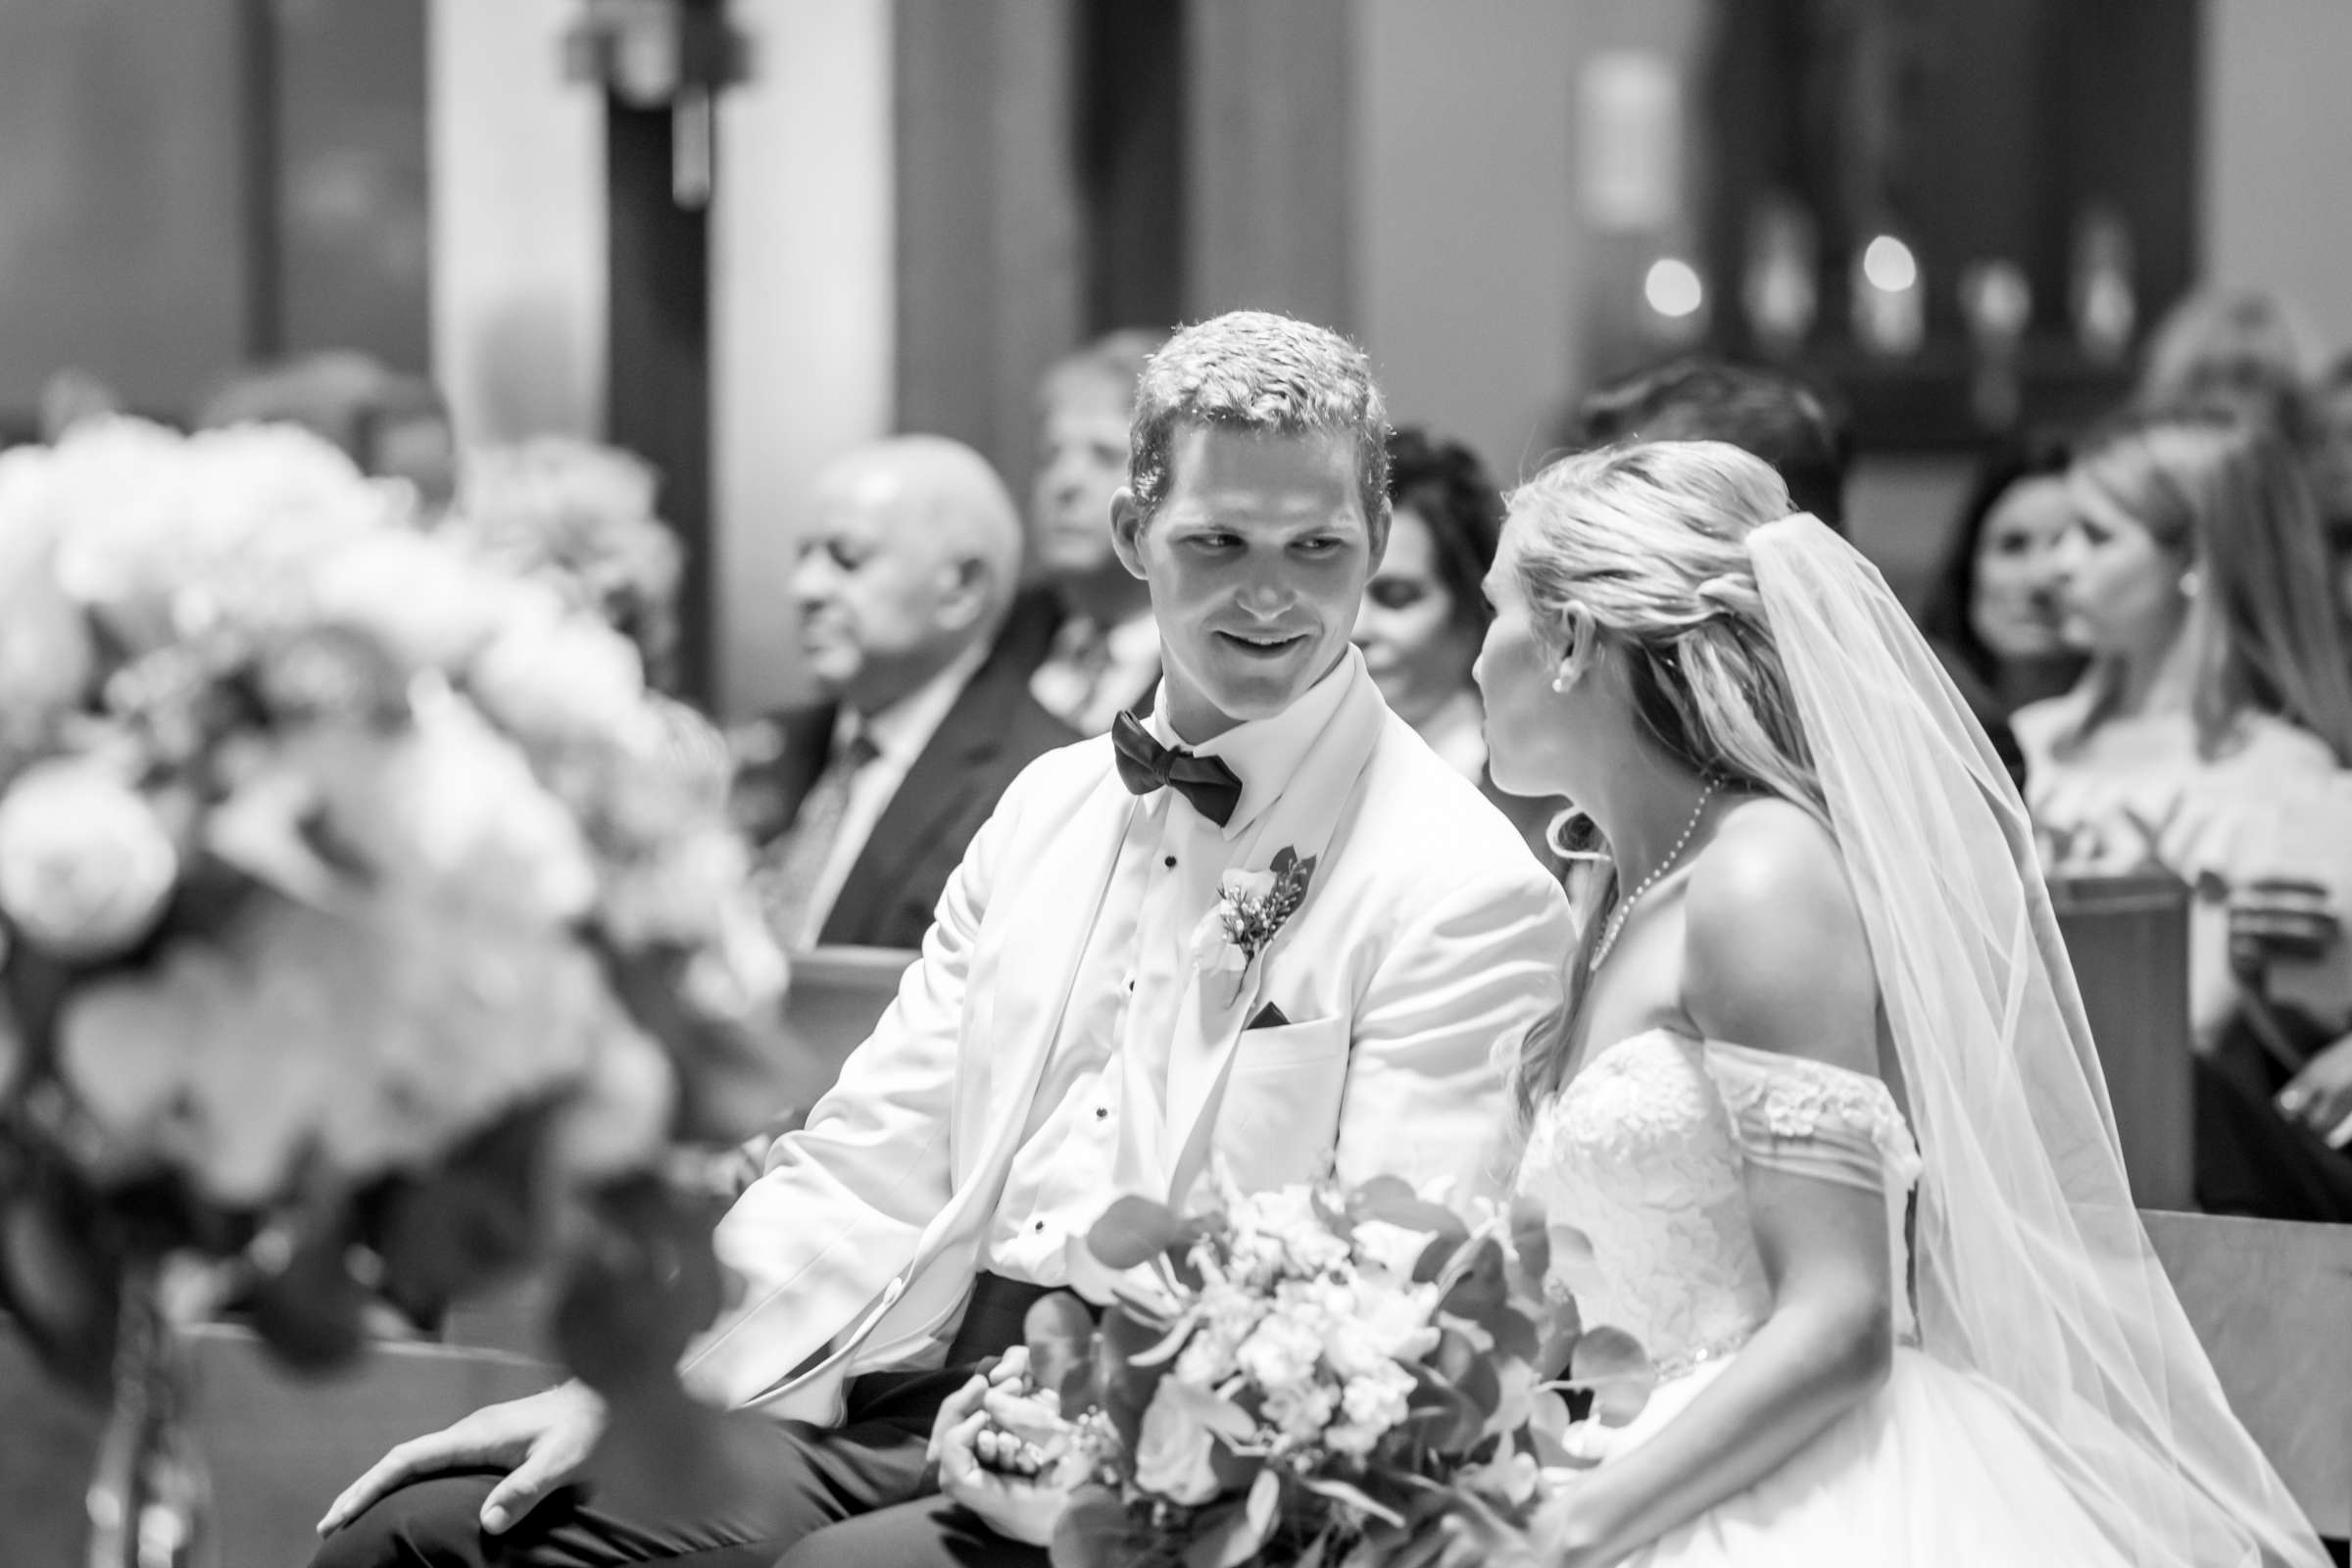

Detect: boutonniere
1191,846,1316,1001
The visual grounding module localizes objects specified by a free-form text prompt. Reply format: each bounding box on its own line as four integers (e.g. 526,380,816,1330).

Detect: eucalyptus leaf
1299,1474,1405,1528
1087,1194,1191,1270
1050,1484,1140,1568
1565,1324,1657,1428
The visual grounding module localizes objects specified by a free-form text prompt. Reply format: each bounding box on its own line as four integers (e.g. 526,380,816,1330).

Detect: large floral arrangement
0,416,786,1397
446,437,687,689
1012,1175,1645,1568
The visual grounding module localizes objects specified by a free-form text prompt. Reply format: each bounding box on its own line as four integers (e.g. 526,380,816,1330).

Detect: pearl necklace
1589,780,1719,972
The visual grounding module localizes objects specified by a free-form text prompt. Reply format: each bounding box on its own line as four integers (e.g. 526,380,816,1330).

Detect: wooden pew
2052,873,2196,1209
2143,1207,2352,1540
773,944,920,1115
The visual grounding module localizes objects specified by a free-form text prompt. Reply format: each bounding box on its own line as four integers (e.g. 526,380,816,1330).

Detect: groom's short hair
1127,311,1392,546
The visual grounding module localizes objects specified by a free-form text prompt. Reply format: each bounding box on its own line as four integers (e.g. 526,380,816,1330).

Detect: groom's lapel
958,762,1134,1161
1160,667,1386,1200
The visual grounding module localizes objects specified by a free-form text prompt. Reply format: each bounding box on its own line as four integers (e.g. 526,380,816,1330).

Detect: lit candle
1851,234,1924,357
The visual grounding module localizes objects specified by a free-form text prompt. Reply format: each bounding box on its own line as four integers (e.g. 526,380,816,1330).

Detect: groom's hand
931,1351,1079,1545
316,1382,609,1538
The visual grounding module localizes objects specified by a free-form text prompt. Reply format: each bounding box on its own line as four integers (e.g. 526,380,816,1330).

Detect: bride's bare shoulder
1680,795,1877,1073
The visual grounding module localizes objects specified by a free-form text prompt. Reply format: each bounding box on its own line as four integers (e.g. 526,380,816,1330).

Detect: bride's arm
1545,805,1895,1568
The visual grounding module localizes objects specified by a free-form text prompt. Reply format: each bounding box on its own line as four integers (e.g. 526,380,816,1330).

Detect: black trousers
2195,1017,2352,1223
311,1278,1065,1568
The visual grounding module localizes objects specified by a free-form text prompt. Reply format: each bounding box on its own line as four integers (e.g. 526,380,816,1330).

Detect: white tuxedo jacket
682,658,1571,1421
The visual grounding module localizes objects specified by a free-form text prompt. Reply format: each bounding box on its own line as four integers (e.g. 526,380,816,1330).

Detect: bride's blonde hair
1504,440,1830,1121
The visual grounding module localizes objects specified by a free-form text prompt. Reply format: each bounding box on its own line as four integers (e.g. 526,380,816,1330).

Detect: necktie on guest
1029,615,1114,730
1110,710,1243,827
756,726,882,949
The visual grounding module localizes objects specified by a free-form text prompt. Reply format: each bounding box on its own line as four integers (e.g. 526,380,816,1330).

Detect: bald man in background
738,436,1079,952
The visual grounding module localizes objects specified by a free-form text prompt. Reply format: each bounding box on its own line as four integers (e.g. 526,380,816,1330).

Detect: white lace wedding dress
1517,1028,2135,1565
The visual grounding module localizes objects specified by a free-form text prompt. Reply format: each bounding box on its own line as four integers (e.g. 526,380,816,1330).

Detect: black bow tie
1111,710,1244,826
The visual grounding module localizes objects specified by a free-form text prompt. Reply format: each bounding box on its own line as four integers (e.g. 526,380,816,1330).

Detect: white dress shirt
982,652,1357,1281
802,639,993,942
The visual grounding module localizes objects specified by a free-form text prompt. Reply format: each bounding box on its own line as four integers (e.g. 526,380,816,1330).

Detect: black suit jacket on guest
749,643,1082,953
991,583,1160,723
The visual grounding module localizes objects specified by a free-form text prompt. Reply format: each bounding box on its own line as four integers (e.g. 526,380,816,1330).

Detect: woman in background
2018,405,2352,1219
1915,438,2084,744
1355,426,1562,870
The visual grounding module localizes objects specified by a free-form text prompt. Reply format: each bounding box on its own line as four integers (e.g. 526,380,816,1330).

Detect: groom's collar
1150,646,1368,839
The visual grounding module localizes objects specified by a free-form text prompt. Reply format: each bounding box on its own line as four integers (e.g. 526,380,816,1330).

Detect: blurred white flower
1346,1278,1442,1369
1191,907,1249,976
600,827,752,952
1231,1185,1349,1276
0,470,95,749
305,528,541,674
58,888,657,1204
1339,1362,1413,1433
1235,1308,1323,1391
295,687,599,927
450,438,684,676
1218,867,1277,905
38,418,397,652
0,759,177,961
1350,1219,1435,1281
546,1009,678,1183
1259,1379,1339,1449
1132,1382,1225,1505
678,894,791,1020
469,600,650,753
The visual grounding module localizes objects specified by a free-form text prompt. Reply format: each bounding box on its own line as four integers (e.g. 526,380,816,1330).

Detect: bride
1450,441,2325,1566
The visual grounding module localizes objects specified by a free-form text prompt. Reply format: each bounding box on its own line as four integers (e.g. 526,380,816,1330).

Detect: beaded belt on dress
1649,1323,1921,1382
1652,1330,1754,1381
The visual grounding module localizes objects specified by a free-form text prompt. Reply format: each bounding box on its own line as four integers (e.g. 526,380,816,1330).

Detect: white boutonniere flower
1189,847,1316,996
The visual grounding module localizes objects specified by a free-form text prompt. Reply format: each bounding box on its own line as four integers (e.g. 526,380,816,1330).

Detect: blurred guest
1566,355,1851,531
1915,438,2086,764
996,328,1170,732
2312,352,2352,622
35,367,124,442
2019,407,2352,1218
2135,288,2314,413
737,437,1077,952
1567,356,2037,779
1356,426,1562,867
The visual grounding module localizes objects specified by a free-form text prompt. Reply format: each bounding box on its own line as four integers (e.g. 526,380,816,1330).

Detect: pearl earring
2180,568,2202,599
1551,675,1569,693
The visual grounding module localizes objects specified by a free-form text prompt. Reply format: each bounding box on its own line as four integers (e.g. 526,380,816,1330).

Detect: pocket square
1245,1001,1291,1030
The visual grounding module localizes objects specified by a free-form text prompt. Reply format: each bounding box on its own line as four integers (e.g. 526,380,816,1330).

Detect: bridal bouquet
1023,1174,1588,1568
0,416,787,1396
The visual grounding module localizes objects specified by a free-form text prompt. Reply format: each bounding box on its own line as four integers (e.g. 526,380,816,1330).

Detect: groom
313,311,1571,1568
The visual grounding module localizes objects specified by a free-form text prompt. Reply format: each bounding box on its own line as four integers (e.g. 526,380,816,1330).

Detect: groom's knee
774,1494,1048,1568
311,1472,502,1568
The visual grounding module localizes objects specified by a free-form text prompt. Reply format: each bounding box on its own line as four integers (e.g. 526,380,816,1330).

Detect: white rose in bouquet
0,759,178,962
1234,1307,1324,1391
1259,1379,1340,1449
1322,1276,1441,1379
1349,1218,1437,1281
1132,1383,1225,1505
